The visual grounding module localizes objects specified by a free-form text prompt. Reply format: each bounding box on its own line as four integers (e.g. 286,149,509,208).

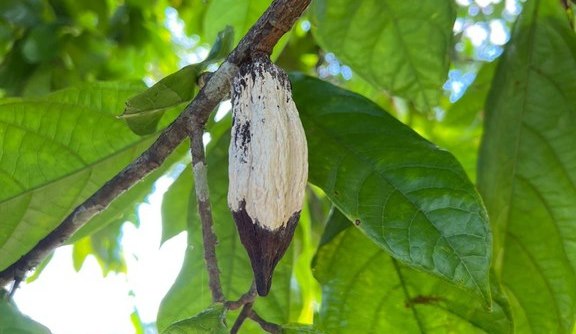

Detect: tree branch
230,302,254,334
0,0,311,288
229,301,282,334
189,119,225,302
248,309,282,333
225,282,257,310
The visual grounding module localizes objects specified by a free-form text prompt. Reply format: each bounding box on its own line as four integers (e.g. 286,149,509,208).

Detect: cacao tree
0,0,575,333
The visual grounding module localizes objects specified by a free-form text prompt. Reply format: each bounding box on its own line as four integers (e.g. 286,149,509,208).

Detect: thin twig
8,278,21,300
231,302,254,334
248,309,282,334
0,0,311,288
225,282,257,310
189,119,225,302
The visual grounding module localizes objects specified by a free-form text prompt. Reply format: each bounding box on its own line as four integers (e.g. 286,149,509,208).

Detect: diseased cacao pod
228,56,308,296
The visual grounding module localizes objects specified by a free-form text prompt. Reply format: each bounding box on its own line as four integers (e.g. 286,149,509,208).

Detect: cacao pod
228,56,308,296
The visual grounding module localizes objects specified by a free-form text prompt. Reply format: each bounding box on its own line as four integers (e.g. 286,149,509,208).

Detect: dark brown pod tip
232,201,300,296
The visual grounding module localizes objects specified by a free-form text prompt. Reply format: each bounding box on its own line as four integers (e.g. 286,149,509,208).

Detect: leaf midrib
0,134,156,205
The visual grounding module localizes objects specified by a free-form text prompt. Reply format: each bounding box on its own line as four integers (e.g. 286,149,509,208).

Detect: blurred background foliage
0,0,180,97
2,0,574,332
0,0,520,97
0,0,520,310
0,0,524,182
0,0,526,181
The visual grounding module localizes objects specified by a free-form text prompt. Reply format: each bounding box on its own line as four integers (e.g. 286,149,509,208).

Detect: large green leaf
291,74,492,302
0,291,51,333
160,113,232,245
162,304,227,334
282,324,325,334
0,82,183,272
311,0,455,111
477,0,576,332
203,0,269,46
120,26,234,135
313,213,511,333
72,220,127,275
160,162,193,245
121,65,201,135
203,0,289,59
157,131,299,333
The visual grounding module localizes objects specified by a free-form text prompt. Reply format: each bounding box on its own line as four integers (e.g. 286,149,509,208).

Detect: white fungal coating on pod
228,56,308,296
228,59,308,229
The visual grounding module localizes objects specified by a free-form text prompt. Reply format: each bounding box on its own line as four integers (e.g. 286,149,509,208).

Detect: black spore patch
232,200,299,296
239,121,251,149
231,121,251,164
236,54,290,91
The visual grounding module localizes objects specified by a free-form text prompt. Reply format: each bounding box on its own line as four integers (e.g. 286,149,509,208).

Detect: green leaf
171,0,208,37
108,5,149,47
69,142,188,244
0,0,43,27
73,220,127,276
160,113,231,244
282,324,326,334
318,207,351,247
204,26,235,64
121,26,234,135
131,308,146,334
429,61,498,180
443,62,497,127
25,252,53,283
291,74,492,302
121,65,200,135
0,82,180,272
313,215,512,333
72,236,92,272
162,304,227,334
0,292,52,333
158,131,298,332
288,192,323,324
311,0,455,111
21,24,60,63
160,163,194,245
0,43,38,96
477,0,576,332
203,0,269,46
203,0,290,60
157,167,211,332
0,22,13,56
20,66,52,98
